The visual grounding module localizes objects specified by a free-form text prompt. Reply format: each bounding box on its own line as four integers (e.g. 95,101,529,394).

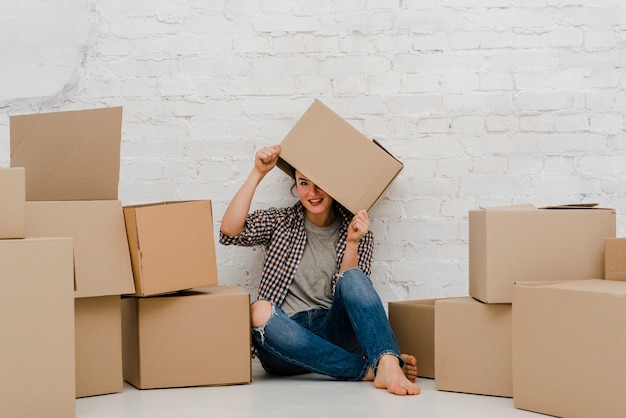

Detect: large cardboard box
388,299,439,378
25,200,135,298
469,204,615,303
434,297,512,397
123,200,218,296
25,200,134,398
10,106,122,201
604,237,626,281
512,280,626,418
0,238,75,418
75,296,123,398
122,286,252,389
276,99,403,214
0,167,25,239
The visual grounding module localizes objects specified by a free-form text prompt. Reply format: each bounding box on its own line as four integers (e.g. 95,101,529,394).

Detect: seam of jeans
371,350,403,376
357,358,370,381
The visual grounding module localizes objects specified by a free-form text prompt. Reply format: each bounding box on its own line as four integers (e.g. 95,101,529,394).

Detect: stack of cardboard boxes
390,204,626,417
121,200,251,389
1,167,76,418
2,107,252,417
11,106,135,402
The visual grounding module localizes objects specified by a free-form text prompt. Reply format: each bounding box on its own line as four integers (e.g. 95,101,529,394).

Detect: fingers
254,144,281,173
349,209,369,241
257,144,281,164
352,209,369,230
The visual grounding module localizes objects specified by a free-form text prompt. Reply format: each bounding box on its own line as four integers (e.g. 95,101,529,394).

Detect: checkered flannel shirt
219,201,374,306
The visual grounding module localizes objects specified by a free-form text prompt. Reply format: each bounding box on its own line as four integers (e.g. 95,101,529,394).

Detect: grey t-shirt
280,216,340,316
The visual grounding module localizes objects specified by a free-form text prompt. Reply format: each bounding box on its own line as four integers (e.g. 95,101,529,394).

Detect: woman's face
295,170,334,218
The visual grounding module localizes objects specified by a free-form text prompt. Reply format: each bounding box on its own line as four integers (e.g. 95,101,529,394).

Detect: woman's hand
340,209,369,272
254,144,281,175
220,144,281,237
347,209,369,244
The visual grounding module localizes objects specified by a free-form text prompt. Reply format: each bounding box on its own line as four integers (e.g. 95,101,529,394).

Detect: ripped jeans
251,267,403,381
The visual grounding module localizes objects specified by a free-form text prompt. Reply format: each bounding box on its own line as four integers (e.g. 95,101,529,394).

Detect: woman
220,144,420,396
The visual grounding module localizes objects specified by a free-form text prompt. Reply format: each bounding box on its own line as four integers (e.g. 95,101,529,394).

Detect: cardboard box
276,99,403,214
604,237,626,281
123,200,218,296
388,299,439,378
25,200,135,298
469,204,615,303
122,286,252,389
0,238,75,418
75,296,123,398
10,106,122,201
512,280,626,418
434,297,512,397
0,167,25,239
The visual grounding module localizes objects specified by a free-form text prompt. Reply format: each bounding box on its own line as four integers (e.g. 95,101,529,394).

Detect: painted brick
0,1,625,306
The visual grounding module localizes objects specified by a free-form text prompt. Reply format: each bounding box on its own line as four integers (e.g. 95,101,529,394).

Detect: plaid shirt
219,201,374,306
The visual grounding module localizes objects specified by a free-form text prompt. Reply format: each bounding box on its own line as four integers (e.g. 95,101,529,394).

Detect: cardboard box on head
277,99,403,214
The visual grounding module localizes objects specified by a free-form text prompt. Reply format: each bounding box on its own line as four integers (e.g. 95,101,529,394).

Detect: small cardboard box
10,106,122,201
25,200,135,298
388,299,439,378
0,237,75,418
75,296,123,398
469,204,615,303
276,99,403,214
604,237,626,281
123,200,218,296
122,286,252,389
0,167,25,239
512,280,626,418
434,297,512,397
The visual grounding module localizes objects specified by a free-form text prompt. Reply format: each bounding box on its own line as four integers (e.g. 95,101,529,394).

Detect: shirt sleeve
357,230,374,276
219,206,287,247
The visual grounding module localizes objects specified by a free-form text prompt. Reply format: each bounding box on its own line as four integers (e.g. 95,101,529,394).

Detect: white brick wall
1,1,625,304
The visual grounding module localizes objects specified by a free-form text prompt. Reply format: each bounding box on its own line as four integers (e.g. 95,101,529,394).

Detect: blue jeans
251,268,403,381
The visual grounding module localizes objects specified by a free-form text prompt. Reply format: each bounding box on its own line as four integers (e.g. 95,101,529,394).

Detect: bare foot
401,354,418,382
373,354,421,396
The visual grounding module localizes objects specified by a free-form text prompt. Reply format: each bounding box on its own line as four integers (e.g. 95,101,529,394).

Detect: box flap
541,203,615,211
10,107,122,201
277,99,403,214
541,203,599,209
25,200,135,298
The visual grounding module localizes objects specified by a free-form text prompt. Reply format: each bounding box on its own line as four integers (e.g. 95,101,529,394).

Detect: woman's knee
336,268,377,302
250,299,273,328
338,268,369,289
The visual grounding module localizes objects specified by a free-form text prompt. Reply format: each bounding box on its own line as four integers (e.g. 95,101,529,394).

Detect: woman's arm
339,209,370,272
220,144,281,237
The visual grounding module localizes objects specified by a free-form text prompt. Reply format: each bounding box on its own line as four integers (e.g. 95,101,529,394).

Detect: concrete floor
75,362,546,418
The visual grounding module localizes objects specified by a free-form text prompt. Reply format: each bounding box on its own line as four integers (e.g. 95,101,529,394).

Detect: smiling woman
219,144,420,396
